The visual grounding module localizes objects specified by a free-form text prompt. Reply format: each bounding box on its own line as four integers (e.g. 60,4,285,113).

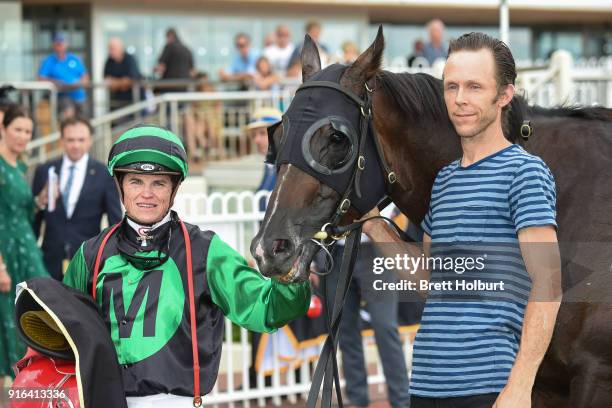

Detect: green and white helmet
107,125,188,180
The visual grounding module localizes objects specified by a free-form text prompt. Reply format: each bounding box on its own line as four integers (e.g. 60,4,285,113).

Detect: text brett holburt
373,279,506,292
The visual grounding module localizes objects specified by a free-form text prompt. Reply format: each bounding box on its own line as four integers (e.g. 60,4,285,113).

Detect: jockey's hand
0,262,11,293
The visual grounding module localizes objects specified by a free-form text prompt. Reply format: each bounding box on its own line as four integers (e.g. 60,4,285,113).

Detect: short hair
60,116,93,137
342,41,358,53
166,28,178,41
2,105,31,128
305,21,321,33
448,32,517,133
447,32,516,89
235,33,250,44
427,19,445,31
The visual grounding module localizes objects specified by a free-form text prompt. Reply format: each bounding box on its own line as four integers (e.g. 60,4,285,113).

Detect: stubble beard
455,101,500,140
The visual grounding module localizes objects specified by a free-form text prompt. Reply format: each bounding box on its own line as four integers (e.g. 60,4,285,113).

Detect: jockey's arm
206,234,311,333
63,237,311,334
63,244,88,292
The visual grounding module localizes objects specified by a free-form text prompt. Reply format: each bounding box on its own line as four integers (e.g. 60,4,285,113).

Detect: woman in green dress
0,105,50,385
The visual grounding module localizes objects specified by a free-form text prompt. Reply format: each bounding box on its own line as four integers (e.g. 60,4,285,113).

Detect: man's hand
309,272,320,288
358,207,384,236
493,381,532,408
35,180,60,210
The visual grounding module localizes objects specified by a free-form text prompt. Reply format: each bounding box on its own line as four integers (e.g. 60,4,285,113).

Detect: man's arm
362,208,432,285
206,234,310,333
63,244,90,294
494,225,562,408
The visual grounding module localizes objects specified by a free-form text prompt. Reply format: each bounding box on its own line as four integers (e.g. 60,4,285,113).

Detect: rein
297,79,408,408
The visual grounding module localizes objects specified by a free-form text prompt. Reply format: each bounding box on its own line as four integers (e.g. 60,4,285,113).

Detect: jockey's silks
62,211,310,397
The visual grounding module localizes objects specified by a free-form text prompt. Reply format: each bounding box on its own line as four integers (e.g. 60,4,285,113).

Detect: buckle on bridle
360,106,371,118
520,120,532,141
313,222,350,241
339,198,351,213
358,156,366,170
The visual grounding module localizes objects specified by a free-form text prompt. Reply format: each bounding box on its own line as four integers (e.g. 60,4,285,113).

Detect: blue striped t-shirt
411,144,557,398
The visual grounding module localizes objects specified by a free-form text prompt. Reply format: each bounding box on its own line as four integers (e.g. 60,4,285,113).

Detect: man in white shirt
32,117,122,280
263,25,295,75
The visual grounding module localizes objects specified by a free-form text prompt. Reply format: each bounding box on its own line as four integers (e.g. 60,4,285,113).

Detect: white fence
388,53,612,108
172,190,417,406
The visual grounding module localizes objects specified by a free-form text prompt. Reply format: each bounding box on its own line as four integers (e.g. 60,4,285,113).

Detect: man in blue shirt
38,32,89,119
364,32,561,408
219,33,258,84
422,19,448,65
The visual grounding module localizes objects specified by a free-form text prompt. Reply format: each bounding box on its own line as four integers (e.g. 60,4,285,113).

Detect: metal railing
16,54,612,169
7,77,300,131
25,88,295,168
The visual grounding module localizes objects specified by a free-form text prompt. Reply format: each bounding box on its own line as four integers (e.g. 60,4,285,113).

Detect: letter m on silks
96,256,184,365
102,270,163,338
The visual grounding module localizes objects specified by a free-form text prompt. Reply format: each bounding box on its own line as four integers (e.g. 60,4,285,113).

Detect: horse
250,27,612,407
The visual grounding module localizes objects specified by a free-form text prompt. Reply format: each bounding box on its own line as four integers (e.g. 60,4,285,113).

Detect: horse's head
250,28,387,283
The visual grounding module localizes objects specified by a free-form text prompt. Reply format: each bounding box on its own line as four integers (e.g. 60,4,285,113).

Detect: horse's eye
331,131,348,143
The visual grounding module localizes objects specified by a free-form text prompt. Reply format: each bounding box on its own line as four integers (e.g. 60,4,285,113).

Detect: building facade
0,0,610,82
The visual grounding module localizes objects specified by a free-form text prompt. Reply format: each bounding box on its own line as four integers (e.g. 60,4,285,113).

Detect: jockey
60,124,311,406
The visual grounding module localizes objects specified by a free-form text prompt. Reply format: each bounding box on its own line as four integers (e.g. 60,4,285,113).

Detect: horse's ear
301,34,321,82
341,25,384,94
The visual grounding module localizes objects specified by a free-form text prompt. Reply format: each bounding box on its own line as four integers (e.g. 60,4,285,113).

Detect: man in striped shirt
364,32,561,408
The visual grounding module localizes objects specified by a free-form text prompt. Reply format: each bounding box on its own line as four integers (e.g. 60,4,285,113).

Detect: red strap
91,220,202,405
91,223,122,300
179,220,202,407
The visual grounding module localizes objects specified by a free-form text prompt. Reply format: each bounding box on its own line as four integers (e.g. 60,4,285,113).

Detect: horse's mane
377,70,611,143
376,70,448,125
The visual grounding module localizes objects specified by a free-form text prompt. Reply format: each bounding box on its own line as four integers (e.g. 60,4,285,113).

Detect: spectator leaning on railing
219,33,259,86
38,32,90,120
154,28,195,93
104,37,143,110
253,57,280,91
263,25,295,75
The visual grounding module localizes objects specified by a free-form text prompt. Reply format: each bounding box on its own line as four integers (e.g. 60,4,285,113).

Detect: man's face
61,123,93,162
429,23,443,46
108,39,124,61
308,26,321,42
122,173,174,225
53,41,68,56
276,26,291,48
251,126,269,155
443,49,510,139
236,36,250,57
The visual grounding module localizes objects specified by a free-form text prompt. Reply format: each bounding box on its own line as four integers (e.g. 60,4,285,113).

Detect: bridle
268,72,410,407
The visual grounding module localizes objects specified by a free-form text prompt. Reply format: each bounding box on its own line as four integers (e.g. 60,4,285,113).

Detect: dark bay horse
250,28,612,406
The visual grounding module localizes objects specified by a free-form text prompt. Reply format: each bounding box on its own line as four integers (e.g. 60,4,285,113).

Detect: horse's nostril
272,239,292,255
